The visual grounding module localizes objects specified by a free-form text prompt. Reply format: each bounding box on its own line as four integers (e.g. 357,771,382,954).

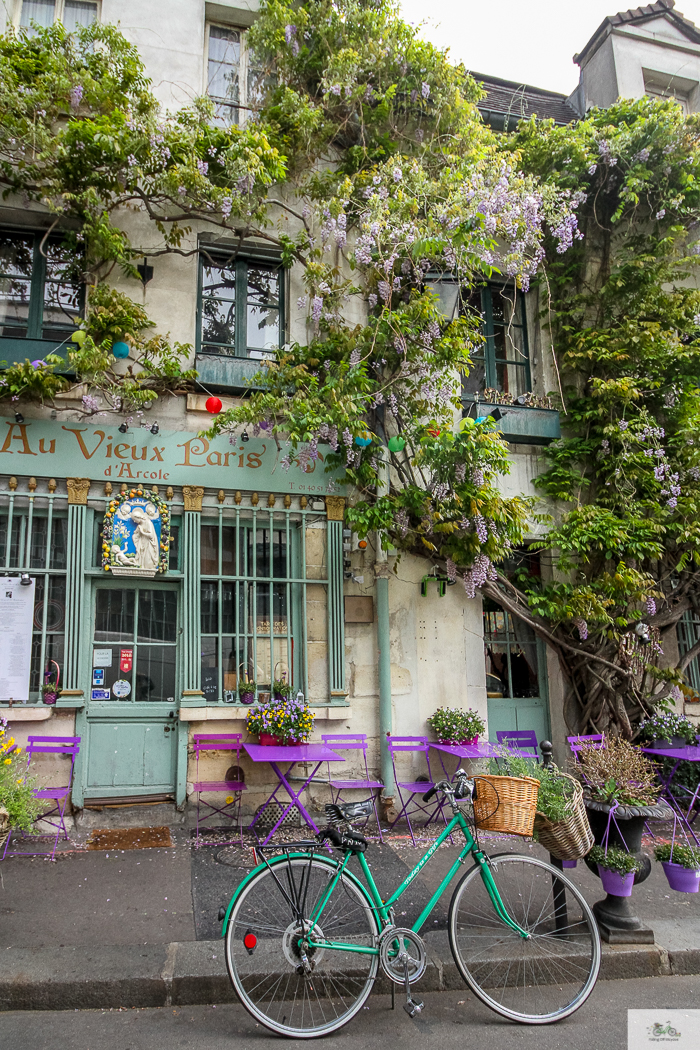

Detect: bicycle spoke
449,853,600,1024
225,856,379,1037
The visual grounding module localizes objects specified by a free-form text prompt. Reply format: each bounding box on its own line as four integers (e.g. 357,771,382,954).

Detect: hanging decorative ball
71,329,86,345
387,435,406,453
354,432,372,447
205,396,223,414
427,427,441,437
112,341,130,359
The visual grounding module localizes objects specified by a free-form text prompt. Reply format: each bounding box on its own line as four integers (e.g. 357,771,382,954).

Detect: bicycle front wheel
449,853,600,1024
225,855,380,1038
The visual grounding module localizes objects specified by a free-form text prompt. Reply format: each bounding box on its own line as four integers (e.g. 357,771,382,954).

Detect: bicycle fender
219,851,366,937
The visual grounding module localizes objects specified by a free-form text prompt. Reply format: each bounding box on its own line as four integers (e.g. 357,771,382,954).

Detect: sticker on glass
112,679,131,699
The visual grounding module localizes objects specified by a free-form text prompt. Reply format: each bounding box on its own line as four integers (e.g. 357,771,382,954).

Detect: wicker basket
533,773,594,861
472,774,540,837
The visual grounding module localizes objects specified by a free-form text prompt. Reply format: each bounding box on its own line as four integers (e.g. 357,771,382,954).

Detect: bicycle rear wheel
449,853,600,1024
225,854,380,1038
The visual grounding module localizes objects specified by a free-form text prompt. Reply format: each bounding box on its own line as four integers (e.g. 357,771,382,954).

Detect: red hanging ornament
205,396,223,414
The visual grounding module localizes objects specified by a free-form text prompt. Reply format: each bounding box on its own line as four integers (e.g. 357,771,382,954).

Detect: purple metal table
641,745,700,842
430,740,533,781
243,742,345,845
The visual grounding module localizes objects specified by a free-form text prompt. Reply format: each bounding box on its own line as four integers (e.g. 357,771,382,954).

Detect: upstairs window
462,284,531,401
20,0,98,33
643,69,695,115
206,23,267,126
0,231,81,344
199,253,282,359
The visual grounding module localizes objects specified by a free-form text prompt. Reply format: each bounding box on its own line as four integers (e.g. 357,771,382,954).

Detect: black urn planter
584,799,673,943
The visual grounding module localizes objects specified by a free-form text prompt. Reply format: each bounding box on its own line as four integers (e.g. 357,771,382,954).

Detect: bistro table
243,741,345,845
641,745,700,843
430,740,534,782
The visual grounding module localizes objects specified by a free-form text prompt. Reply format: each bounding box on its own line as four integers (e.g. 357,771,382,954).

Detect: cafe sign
0,419,340,494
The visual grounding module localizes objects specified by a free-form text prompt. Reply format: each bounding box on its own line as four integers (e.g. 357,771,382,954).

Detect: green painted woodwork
0,418,340,494
182,511,202,697
326,518,346,696
64,503,87,691
85,718,177,795
195,354,268,392
479,403,561,445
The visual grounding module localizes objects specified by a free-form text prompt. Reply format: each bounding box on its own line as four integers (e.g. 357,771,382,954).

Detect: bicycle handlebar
422,784,438,802
423,771,473,803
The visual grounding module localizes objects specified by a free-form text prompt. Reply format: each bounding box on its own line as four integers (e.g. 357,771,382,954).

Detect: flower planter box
438,736,478,746
647,736,687,750
473,402,561,446
259,733,301,747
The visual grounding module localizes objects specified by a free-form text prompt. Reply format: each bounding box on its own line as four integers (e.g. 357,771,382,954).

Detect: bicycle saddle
325,800,373,824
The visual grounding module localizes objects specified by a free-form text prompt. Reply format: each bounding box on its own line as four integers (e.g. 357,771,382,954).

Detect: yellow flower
3,758,11,765
225,796,234,805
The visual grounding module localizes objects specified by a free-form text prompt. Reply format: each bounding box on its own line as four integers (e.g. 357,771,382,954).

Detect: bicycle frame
301,807,530,954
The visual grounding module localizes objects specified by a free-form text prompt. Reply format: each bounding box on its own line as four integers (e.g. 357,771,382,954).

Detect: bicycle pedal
403,1000,423,1018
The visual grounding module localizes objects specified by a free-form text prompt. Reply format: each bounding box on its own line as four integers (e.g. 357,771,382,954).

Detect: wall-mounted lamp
118,422,129,434
137,256,154,286
19,573,31,586
150,422,159,435
14,412,24,424
241,430,250,443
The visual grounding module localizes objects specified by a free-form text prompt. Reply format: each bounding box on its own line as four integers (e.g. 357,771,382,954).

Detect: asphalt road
4,976,700,1050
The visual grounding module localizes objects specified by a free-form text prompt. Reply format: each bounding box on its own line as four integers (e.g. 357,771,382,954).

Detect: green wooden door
84,584,179,800
483,597,550,747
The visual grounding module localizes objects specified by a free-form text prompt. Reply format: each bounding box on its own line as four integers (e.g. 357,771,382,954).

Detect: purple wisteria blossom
573,618,588,641
70,84,83,109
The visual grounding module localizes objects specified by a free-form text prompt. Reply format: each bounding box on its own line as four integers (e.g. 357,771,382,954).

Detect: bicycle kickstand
401,953,424,1019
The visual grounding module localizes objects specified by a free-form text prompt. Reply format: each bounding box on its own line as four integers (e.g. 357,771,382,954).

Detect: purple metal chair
2,735,81,861
322,734,384,842
192,733,246,844
496,730,540,758
567,733,605,761
386,735,446,846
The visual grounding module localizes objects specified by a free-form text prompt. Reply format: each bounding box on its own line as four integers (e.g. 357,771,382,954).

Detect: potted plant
588,845,640,897
245,694,315,745
427,707,486,745
638,712,696,750
0,717,41,852
654,842,700,893
239,680,256,705
272,674,293,704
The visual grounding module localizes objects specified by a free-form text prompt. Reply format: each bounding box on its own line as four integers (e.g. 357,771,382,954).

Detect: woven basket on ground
472,774,540,837
533,772,594,861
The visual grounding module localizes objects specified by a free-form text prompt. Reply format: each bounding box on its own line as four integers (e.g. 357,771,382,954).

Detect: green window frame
462,284,531,400
0,500,68,700
483,596,545,702
197,252,284,360
678,611,700,698
0,229,82,347
199,506,328,705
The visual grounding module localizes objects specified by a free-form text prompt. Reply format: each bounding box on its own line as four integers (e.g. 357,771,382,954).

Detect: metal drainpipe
375,448,395,802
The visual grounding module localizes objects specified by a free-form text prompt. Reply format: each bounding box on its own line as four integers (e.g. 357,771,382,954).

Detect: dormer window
643,69,696,113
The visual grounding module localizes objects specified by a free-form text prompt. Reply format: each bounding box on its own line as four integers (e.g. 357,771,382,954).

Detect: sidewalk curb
0,938,696,1012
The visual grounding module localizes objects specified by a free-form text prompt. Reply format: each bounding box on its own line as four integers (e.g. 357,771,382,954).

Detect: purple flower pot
662,861,700,893
562,859,577,868
597,864,635,897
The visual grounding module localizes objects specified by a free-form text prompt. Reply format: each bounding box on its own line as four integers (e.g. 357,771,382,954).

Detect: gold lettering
39,438,56,454
61,427,105,460
131,446,147,461
114,443,130,459
176,437,209,466
0,422,38,456
150,446,164,462
246,452,262,469
117,463,135,478
207,451,222,465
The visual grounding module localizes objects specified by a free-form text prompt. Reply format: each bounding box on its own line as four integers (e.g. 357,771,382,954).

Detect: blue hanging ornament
112,341,130,359
354,432,372,447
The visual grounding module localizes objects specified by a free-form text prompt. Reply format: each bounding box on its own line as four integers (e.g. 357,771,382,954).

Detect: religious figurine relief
102,487,171,577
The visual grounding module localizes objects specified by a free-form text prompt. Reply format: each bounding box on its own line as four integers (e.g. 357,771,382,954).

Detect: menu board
0,577,35,703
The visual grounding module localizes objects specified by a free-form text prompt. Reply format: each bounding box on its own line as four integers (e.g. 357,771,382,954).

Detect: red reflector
243,933,257,950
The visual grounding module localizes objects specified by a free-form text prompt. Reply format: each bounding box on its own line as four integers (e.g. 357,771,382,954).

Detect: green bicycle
221,771,601,1038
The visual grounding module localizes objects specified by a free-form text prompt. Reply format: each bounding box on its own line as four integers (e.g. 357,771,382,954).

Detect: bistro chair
496,730,540,759
2,735,81,862
386,735,447,847
191,733,247,844
321,733,384,842
567,734,605,762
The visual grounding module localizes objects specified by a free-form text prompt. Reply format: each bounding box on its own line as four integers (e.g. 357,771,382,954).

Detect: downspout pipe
375,448,395,800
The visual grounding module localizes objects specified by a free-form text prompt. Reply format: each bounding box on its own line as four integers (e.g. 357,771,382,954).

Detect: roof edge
574,0,700,68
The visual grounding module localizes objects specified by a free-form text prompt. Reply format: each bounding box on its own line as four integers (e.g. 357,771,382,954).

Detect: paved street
3,976,700,1050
